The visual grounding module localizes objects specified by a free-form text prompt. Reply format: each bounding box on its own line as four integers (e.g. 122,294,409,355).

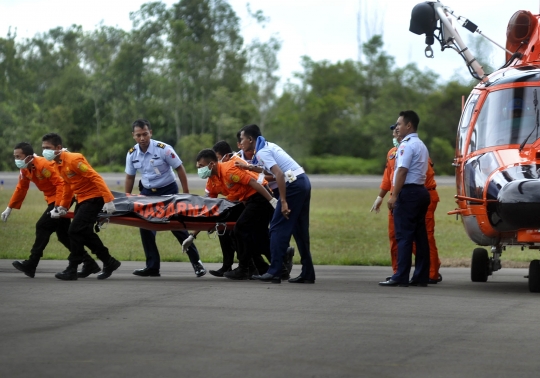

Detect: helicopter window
474,87,539,150
458,94,479,156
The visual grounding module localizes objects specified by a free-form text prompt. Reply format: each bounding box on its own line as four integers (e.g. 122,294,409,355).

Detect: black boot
224,265,250,280
55,265,78,281
78,259,101,278
12,260,37,278
209,265,232,277
97,257,121,280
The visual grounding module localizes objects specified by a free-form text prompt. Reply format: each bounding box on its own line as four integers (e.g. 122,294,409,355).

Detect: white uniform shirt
394,133,428,185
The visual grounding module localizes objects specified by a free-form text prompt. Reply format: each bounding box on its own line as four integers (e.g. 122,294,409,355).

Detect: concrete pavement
1,260,539,377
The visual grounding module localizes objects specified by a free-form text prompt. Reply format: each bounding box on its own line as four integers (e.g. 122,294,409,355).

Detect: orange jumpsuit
380,147,441,280
9,156,70,209
55,151,114,204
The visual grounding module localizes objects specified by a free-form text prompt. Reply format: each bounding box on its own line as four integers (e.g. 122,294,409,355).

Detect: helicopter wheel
471,248,489,282
528,260,540,293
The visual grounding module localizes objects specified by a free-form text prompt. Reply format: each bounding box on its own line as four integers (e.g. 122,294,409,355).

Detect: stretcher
66,192,243,233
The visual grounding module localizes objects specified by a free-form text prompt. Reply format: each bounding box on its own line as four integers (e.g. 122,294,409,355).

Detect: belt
292,167,305,176
403,183,423,187
144,181,176,193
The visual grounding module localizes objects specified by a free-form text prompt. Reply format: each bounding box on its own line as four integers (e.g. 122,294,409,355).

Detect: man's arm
175,165,189,194
387,167,408,210
248,178,274,201
125,174,136,194
270,165,291,219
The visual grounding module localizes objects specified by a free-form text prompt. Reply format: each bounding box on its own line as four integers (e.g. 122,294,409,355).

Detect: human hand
50,206,67,219
281,201,291,219
103,201,116,214
370,196,383,213
182,234,195,253
1,207,12,222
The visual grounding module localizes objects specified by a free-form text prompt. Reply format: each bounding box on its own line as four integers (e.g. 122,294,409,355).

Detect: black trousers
218,230,237,268
68,197,112,266
233,193,274,271
139,182,201,270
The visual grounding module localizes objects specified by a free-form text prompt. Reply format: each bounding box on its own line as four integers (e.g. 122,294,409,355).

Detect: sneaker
97,258,121,280
77,260,101,278
192,260,206,277
224,266,250,280
12,260,36,278
55,266,78,281
209,266,232,277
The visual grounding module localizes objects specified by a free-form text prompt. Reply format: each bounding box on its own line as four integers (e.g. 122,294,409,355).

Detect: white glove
370,196,383,213
50,206,67,219
103,201,116,214
182,234,195,253
1,207,12,222
269,198,278,209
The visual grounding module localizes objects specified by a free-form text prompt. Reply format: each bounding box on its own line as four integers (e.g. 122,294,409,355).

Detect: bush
300,155,382,174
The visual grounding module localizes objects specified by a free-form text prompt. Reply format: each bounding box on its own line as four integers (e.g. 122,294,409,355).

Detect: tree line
0,0,473,175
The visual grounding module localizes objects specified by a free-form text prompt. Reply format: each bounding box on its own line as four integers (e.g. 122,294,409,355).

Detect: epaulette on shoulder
156,143,165,149
128,147,135,154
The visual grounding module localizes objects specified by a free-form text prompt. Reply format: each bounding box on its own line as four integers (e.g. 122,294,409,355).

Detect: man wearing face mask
371,125,442,284
125,119,205,278
196,148,277,281
41,133,121,280
3,142,100,278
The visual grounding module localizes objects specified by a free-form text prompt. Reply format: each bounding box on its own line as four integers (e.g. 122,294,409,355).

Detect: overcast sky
1,0,539,87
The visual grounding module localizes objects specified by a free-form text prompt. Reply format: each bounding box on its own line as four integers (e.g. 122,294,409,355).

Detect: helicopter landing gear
471,248,489,282
528,260,540,293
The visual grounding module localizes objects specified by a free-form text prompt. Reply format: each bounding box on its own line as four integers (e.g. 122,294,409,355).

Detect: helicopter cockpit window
458,94,479,156
473,87,539,151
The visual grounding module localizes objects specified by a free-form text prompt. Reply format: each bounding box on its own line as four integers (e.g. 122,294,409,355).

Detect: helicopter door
455,94,479,195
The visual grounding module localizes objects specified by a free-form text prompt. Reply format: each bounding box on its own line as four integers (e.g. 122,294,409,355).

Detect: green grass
1,186,539,266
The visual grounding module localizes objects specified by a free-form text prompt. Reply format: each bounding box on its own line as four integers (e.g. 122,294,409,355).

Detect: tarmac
1,260,540,377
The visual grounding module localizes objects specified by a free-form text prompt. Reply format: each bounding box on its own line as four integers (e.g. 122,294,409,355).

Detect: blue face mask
197,164,213,179
42,149,57,161
393,138,399,148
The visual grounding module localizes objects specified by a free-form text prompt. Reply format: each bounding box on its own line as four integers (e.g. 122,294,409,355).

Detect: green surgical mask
393,138,399,148
197,164,213,179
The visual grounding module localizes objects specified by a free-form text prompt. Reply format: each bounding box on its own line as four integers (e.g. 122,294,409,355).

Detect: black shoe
78,260,101,278
288,275,315,284
252,273,281,284
285,246,295,275
248,265,260,280
192,261,206,277
133,267,161,277
209,266,232,277
428,279,438,285
55,267,78,281
379,279,408,287
97,258,121,280
12,260,36,278
385,276,393,281
281,268,290,280
409,280,428,287
224,266,250,280
437,273,443,282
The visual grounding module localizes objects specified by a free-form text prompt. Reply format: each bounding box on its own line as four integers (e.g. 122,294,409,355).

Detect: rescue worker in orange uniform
41,133,121,281
371,126,442,284
3,142,98,278
195,148,277,280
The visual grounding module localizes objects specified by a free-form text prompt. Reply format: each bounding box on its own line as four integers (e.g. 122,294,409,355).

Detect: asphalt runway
1,260,539,378
0,172,455,190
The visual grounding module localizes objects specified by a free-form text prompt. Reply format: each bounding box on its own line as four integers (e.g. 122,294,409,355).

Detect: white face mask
42,149,57,161
392,138,399,148
14,155,34,169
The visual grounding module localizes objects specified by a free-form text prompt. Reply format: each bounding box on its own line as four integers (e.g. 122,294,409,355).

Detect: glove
50,206,67,219
103,201,116,214
269,198,278,209
1,207,12,222
182,234,195,253
370,196,383,213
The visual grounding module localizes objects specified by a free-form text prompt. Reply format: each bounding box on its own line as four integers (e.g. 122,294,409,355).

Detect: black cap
390,123,397,130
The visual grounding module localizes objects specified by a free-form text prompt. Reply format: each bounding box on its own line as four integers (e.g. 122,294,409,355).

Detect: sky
1,0,540,88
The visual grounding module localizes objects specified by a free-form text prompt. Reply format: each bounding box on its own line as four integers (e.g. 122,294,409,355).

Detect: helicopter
410,1,540,292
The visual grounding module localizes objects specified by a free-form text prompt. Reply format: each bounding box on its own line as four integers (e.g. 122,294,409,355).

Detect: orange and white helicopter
410,1,540,292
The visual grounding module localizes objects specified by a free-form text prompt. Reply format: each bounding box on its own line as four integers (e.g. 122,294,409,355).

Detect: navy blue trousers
391,184,431,284
140,182,200,270
267,174,315,280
